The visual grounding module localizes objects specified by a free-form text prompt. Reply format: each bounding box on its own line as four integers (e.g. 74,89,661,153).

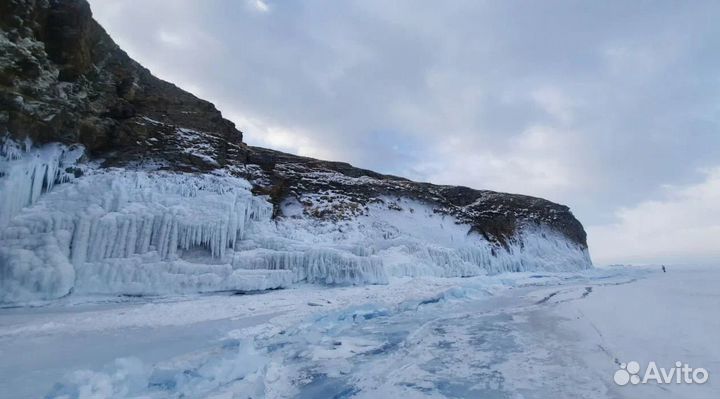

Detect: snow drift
0,141,591,303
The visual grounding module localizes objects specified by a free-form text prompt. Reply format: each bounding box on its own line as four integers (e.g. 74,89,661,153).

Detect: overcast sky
88,0,720,265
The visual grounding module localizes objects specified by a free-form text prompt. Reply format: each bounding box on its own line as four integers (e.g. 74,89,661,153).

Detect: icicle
0,138,84,230
0,155,591,303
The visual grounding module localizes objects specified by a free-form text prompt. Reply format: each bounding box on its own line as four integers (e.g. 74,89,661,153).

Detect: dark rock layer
0,0,588,249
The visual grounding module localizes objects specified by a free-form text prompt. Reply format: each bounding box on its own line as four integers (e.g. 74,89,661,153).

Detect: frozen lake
0,265,717,398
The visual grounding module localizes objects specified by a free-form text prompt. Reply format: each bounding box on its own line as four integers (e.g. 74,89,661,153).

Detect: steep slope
0,0,591,302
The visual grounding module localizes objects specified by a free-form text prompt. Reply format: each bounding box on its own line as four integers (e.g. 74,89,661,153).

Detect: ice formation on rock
0,137,83,230
0,141,591,303
0,154,291,301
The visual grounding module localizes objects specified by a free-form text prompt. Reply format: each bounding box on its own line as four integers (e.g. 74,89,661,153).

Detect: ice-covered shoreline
0,141,592,303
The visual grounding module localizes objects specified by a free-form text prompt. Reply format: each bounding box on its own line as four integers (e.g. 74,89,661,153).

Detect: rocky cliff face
0,0,588,253
0,0,242,170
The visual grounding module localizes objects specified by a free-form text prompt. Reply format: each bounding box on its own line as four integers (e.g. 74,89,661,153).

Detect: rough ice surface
0,141,591,303
3,265,717,398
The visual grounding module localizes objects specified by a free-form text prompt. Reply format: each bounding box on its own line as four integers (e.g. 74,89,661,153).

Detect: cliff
0,0,591,302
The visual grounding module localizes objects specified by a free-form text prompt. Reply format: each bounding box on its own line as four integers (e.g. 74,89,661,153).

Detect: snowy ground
1,264,717,399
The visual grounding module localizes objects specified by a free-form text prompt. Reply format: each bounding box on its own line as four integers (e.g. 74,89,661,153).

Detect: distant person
662,265,666,273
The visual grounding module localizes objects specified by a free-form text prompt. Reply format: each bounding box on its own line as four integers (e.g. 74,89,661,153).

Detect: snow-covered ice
0,265,716,398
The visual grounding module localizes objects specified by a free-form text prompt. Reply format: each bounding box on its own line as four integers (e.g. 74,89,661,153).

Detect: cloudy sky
88,0,720,265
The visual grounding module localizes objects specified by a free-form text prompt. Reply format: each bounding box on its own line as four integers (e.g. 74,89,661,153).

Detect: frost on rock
0,141,592,303
267,197,592,280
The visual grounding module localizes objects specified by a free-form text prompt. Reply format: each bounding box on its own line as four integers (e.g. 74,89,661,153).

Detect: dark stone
0,0,242,169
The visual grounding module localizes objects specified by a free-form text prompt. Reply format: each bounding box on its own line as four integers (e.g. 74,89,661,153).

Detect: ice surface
0,140,591,303
7,266,714,399
46,342,269,399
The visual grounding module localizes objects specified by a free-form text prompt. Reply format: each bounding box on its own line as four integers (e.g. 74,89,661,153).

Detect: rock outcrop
0,0,242,170
0,0,588,252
